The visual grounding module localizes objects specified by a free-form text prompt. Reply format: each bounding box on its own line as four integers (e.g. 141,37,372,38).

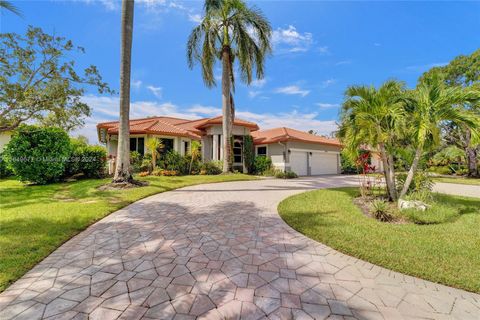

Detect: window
183,141,189,155
162,139,174,153
233,136,243,163
129,137,145,155
257,146,267,156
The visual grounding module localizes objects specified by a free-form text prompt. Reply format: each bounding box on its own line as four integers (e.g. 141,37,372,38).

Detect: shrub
397,170,434,196
151,169,178,176
162,150,185,172
428,166,452,175
138,171,150,177
370,199,393,222
3,125,70,184
253,156,272,174
275,170,298,179
65,143,107,178
243,135,254,173
130,151,143,172
201,161,222,175
0,152,13,178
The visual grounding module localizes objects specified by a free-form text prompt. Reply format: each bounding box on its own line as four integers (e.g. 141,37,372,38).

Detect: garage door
311,152,338,175
290,151,308,176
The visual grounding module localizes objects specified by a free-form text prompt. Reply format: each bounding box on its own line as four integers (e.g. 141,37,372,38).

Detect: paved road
1,176,479,320
433,182,480,198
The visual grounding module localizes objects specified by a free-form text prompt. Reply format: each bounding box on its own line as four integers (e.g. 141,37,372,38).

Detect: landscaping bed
278,187,480,292
0,174,256,292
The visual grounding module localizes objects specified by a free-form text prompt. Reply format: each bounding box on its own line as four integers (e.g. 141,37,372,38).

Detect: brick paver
1,175,479,319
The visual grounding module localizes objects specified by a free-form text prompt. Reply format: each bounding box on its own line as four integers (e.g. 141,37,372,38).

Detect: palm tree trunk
113,0,134,183
221,46,232,173
399,143,423,199
378,142,397,201
465,129,479,177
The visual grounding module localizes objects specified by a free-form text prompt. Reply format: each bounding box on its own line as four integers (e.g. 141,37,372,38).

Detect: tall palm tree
338,80,407,201
113,0,135,183
0,1,22,16
187,0,272,173
399,76,480,198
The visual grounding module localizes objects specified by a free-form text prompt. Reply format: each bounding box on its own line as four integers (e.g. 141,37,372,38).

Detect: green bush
130,151,143,173
253,156,272,174
397,171,434,195
275,170,298,179
3,125,70,184
428,166,453,175
201,161,222,175
243,136,254,173
76,145,106,178
0,152,13,178
370,199,393,222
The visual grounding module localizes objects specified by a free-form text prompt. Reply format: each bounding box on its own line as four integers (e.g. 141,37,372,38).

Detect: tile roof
97,115,258,140
251,127,342,147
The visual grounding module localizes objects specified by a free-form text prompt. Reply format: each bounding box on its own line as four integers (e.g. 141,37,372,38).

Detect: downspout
278,141,287,172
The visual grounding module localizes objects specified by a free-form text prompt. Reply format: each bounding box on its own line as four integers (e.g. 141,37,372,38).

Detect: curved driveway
1,176,479,320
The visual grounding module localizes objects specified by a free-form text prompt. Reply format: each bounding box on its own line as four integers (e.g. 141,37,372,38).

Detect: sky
2,0,480,144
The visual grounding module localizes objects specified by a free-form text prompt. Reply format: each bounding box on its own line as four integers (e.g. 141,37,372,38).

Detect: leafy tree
399,75,480,198
421,49,480,176
146,137,163,171
189,140,201,174
187,0,272,173
0,26,112,132
338,80,407,201
113,0,135,183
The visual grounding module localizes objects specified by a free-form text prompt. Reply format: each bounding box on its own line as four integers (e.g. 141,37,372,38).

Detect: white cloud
374,43,381,47
335,60,352,66
187,105,221,115
248,91,262,98
316,103,340,109
188,13,202,23
274,85,310,97
321,79,337,88
147,85,162,98
318,46,329,54
272,25,314,53
250,78,267,88
131,79,142,90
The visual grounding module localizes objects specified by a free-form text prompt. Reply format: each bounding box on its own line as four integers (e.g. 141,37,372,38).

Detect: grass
433,176,480,186
0,174,256,292
278,188,480,292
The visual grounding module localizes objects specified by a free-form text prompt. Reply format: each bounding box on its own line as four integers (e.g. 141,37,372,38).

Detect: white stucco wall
0,132,12,152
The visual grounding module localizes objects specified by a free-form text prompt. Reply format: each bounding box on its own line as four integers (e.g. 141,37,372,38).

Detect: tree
113,0,135,183
421,49,480,176
187,0,272,173
0,0,22,16
0,27,112,132
338,80,407,201
146,137,163,171
399,75,480,198
189,140,201,174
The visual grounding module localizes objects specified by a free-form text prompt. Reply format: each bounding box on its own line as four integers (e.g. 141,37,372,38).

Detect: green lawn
0,174,256,292
433,176,480,186
278,188,480,293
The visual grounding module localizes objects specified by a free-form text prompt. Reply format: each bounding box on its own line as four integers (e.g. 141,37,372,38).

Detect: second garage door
311,152,338,175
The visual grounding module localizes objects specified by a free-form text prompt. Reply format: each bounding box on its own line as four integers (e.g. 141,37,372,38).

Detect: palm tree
0,1,22,16
399,76,480,198
189,140,201,174
187,0,272,173
146,137,163,171
113,0,135,183
338,80,407,201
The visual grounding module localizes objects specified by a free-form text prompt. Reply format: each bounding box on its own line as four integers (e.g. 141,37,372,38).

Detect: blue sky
2,0,479,143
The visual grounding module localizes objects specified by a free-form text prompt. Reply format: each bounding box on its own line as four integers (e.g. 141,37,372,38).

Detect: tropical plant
338,80,407,201
3,125,70,184
187,0,272,173
146,138,163,171
189,140,201,174
0,27,111,133
243,135,254,173
432,145,465,167
201,161,222,175
370,199,393,222
399,75,480,198
0,0,22,16
253,155,272,174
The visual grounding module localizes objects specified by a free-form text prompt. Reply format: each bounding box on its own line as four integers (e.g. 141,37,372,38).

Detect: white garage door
311,152,338,175
290,151,308,176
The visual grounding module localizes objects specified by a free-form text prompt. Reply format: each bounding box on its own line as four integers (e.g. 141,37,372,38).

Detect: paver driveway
1,175,479,320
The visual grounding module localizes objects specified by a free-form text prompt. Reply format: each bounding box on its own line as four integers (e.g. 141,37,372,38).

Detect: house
97,115,343,175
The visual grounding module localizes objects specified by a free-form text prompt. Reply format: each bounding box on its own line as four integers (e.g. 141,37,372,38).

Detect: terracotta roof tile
252,127,341,147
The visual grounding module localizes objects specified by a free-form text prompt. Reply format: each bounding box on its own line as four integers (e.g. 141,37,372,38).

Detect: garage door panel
290,152,308,176
311,153,338,175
